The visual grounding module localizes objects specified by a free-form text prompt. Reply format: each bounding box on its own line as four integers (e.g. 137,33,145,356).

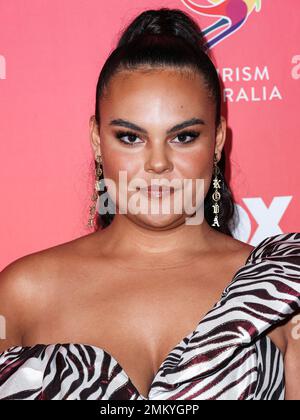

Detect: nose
144,143,174,174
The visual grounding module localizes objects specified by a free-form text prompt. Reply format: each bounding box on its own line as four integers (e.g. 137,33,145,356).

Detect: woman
0,8,300,400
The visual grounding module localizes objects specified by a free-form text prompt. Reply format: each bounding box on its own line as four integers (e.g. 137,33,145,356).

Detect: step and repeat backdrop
0,0,299,269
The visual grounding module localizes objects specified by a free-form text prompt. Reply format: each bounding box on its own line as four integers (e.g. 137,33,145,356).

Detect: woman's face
90,68,226,229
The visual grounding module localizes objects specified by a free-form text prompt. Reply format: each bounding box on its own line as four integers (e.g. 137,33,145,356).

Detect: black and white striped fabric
0,232,299,400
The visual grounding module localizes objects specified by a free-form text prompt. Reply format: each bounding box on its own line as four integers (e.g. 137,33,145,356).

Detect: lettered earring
211,154,222,228
87,154,103,229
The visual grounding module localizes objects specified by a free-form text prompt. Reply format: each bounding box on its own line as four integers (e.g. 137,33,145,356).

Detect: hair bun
117,8,208,53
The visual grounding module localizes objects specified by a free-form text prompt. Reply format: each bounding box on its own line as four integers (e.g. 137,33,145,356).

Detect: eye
114,129,200,147
170,130,200,145
115,131,143,146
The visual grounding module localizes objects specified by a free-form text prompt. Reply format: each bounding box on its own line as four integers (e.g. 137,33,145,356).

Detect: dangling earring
211,154,222,228
87,154,103,229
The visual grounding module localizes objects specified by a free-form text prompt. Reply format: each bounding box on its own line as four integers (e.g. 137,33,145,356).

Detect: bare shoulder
212,231,256,266
0,233,96,353
224,235,255,254
0,252,48,352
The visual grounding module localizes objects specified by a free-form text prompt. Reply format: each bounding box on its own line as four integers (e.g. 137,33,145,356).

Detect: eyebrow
109,117,206,135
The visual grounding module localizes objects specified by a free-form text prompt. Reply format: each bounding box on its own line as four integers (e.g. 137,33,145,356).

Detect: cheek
173,148,214,204
101,151,143,209
175,148,212,181
102,152,139,182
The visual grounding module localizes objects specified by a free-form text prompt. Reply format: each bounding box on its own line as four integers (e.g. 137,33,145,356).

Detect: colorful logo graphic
181,0,262,49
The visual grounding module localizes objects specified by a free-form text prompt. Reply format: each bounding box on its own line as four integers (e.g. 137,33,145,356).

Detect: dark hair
92,7,236,236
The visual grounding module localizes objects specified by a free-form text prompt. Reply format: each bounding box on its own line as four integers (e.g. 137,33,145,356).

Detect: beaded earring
87,154,103,229
211,154,222,228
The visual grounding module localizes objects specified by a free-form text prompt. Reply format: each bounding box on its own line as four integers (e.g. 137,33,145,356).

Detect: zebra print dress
0,232,300,400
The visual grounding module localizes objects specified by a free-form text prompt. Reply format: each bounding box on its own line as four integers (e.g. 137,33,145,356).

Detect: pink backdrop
0,0,299,270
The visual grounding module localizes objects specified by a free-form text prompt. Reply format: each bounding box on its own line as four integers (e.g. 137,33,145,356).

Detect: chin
132,213,185,229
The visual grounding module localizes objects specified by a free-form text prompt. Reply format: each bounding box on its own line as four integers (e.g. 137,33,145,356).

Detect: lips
138,185,176,199
144,185,175,192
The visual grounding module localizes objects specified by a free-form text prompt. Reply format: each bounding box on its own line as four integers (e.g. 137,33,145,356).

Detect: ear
89,115,101,158
214,116,226,161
